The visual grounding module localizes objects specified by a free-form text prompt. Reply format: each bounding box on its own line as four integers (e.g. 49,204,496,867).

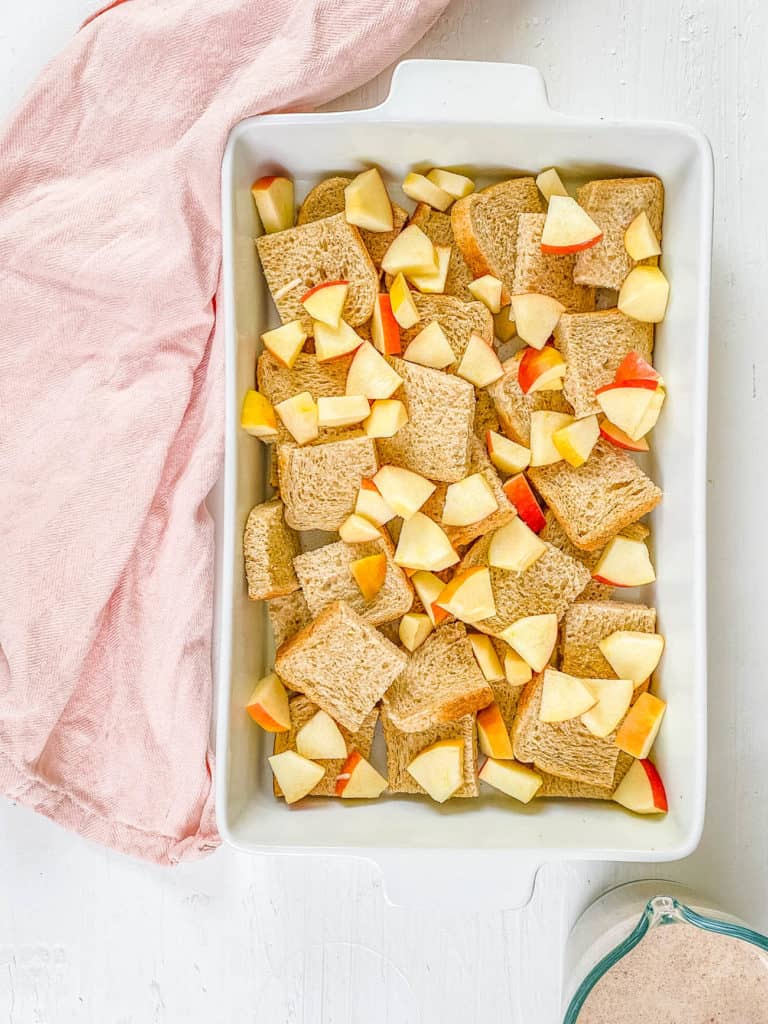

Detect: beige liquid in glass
578,919,768,1023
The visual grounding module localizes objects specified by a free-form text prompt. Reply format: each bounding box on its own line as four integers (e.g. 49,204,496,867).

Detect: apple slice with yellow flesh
618,266,670,323
317,395,370,428
246,672,291,731
399,612,433,652
510,293,566,349
477,703,514,759
615,692,667,758
314,318,363,363
503,647,532,685
404,321,455,369
269,750,325,803
595,382,664,441
402,172,453,211
502,474,546,533
612,758,668,814
373,465,436,520
599,631,665,686
411,571,452,626
406,739,464,802
355,478,395,526
251,176,294,234
394,513,459,572
632,386,665,439
479,758,543,802
301,280,349,328
435,567,496,623
240,390,278,439
518,345,567,395
499,614,558,673
389,272,420,329
488,517,546,573
426,168,475,199
350,552,387,600
371,293,401,355
539,668,598,723
468,275,504,314
457,334,504,387
553,414,600,468
535,167,569,202
346,342,403,399
580,678,634,738
593,535,656,587
408,245,451,294
344,168,393,232
261,320,307,369
486,430,531,475
442,473,498,527
335,750,387,798
339,513,383,544
381,225,438,276
530,410,575,467
540,195,602,254
363,399,408,438
469,634,505,682
624,211,661,261
274,391,319,445
599,417,650,453
296,710,347,760
493,306,518,342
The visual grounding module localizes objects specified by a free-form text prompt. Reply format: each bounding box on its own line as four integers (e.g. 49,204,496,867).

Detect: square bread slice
511,673,621,788
528,439,662,551
537,753,633,799
381,621,493,733
380,706,479,797
487,354,573,445
474,388,501,441
554,309,654,417
273,695,379,798
243,498,300,601
451,178,543,302
257,351,354,444
460,533,591,636
255,212,378,329
401,294,494,366
267,590,312,650
408,203,474,301
293,533,413,626
296,175,408,270
489,671,527,729
513,212,596,312
275,600,407,731
573,177,664,290
561,600,657,678
377,358,475,483
278,435,378,532
421,436,517,548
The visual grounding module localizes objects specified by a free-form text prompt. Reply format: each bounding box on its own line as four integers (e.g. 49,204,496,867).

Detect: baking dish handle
379,59,561,123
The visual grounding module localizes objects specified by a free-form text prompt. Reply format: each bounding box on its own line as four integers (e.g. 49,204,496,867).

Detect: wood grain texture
2,1,768,1021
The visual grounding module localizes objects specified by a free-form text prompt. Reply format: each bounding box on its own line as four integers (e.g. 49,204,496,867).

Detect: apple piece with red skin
614,351,662,388
373,465,436,520
344,168,393,232
350,552,387,600
434,566,496,623
502,474,546,533
261,320,307,369
476,702,514,759
599,417,650,453
593,535,656,587
251,175,294,234
479,758,543,802
468,634,505,682
442,473,498,527
300,280,349,328
339,513,382,544
371,293,401,356
335,750,387,798
411,571,452,627
355,478,395,526
269,750,325,803
540,195,602,254
518,345,567,395
240,390,278,440
394,513,459,572
595,382,663,440
346,342,403,400
245,672,291,732
457,334,504,387
296,710,347,760
406,739,464,802
363,399,408,438
399,612,433,652
274,391,318,445
510,293,565,349
486,430,531,475
615,692,667,759
612,758,668,814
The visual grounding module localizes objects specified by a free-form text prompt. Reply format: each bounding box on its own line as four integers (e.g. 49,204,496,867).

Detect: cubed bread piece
511,673,620,788
377,358,475,483
243,498,300,600
528,439,662,551
401,294,494,366
255,213,378,329
293,534,413,626
267,590,312,649
536,753,633,799
573,176,665,290
257,351,354,444
380,706,478,797
513,212,595,312
474,388,501,442
487,354,573,445
278,436,378,532
451,178,543,303
489,671,527,728
273,695,379,797
554,310,654,418
561,600,657,678
540,511,612,602
407,204,474,301
381,622,493,733
275,600,407,731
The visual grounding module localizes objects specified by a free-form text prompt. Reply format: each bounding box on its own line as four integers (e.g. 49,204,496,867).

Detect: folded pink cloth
0,0,447,863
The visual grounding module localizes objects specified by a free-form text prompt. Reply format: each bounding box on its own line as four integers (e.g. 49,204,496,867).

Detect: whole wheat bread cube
489,671,527,729
257,351,354,444
474,388,501,441
511,673,620,788
408,203,474,301
255,212,378,329
460,532,590,636
297,176,408,270
421,436,517,548
293,533,413,626
573,176,665,290
561,600,657,679
381,621,493,733
451,178,543,303
380,706,478,797
513,213,595,312
528,439,662,551
243,499,300,601
401,294,494,366
377,358,475,483
541,511,612,602
275,600,407,731
487,354,573,445
536,753,633,799
554,309,654,417
273,695,379,797
278,436,378,532
267,590,312,650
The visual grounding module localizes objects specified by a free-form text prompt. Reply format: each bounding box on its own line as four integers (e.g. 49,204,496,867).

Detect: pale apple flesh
296,709,347,760
442,473,498,526
539,668,597,723
402,172,452,212
371,293,401,356
503,647,532,685
593,535,656,587
552,414,600,468
404,320,455,369
251,175,294,234
476,702,514,759
261,319,307,369
399,612,433,652
339,513,383,544
240,389,278,439
530,410,575,467
345,342,403,399
535,167,569,202
344,168,394,232
468,634,505,681
540,195,602,254
274,391,319,445
510,293,565,349
355,478,396,526
499,614,558,673
406,739,465,803
411,570,453,626
612,757,668,814
595,383,664,441
363,399,408,438
426,168,475,199
373,465,436,520
486,430,531,475
313,318,364,363
435,567,496,623
614,692,667,759
394,513,459,572
580,678,634,738
502,474,546,533
618,266,670,323
335,750,387,798
479,758,542,803
300,280,349,328
518,344,567,395
389,272,420,329
381,225,438,276
599,417,650,453
624,211,661,261
598,630,665,686
407,245,451,294
269,750,325,804
468,275,504,314
317,395,370,427
488,517,546,572
246,672,291,732
457,334,504,387
350,552,387,600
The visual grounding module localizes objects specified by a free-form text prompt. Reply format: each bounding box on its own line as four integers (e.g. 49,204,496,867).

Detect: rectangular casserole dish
215,60,713,908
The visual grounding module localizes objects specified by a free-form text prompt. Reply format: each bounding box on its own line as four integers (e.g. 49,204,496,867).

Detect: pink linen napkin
0,0,448,864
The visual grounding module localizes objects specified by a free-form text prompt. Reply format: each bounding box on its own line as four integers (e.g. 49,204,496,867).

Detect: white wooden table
1,1,766,1020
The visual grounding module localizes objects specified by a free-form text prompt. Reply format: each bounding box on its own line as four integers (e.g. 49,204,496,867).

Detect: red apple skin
374,295,402,356
252,175,279,190
502,474,546,534
595,379,659,397
300,279,349,303
599,419,650,453
614,351,661,387
641,759,668,812
592,572,635,588
541,233,602,255
517,344,564,395
335,750,362,796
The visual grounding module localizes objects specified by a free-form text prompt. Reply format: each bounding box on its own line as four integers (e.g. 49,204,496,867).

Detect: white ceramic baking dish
215,60,713,908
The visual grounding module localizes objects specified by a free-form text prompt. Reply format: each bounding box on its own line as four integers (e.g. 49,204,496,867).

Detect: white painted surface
0,2,765,1021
